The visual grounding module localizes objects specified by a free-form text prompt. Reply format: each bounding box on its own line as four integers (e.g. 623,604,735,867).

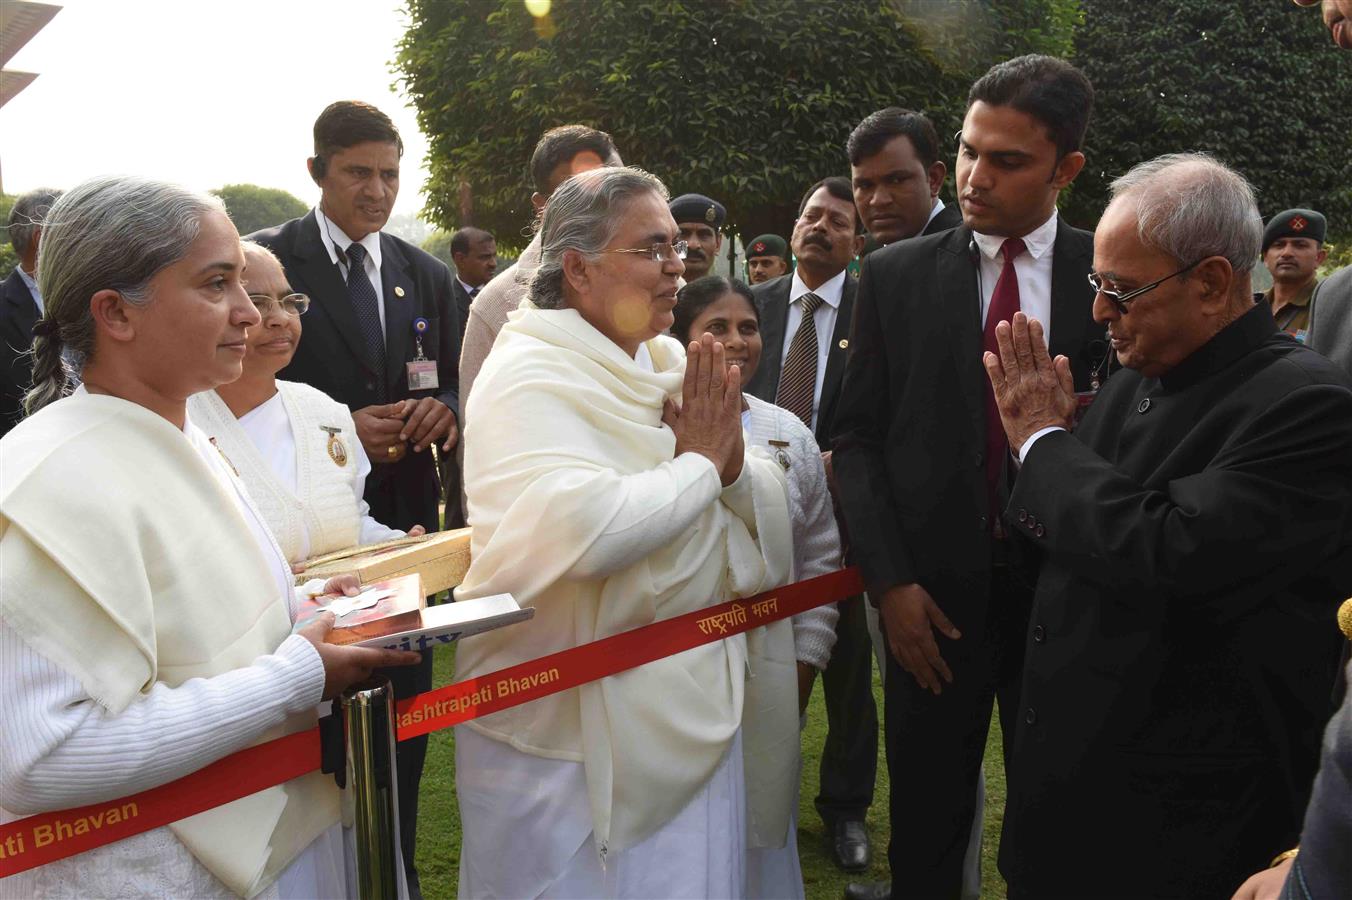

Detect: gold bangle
1269,848,1299,869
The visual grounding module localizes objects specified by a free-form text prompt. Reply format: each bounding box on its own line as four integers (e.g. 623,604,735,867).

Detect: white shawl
0,393,337,897
455,305,793,855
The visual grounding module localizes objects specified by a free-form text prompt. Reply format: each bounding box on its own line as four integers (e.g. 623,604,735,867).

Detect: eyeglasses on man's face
601,239,688,263
1087,259,1203,314
249,292,311,317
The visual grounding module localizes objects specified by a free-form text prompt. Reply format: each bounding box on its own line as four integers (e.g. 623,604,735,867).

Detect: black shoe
829,818,872,872
842,879,890,900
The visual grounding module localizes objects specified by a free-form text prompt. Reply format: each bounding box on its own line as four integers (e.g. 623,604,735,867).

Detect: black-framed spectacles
249,292,311,317
601,240,688,263
1087,259,1203,315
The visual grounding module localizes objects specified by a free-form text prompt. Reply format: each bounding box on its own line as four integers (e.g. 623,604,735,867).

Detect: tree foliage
421,228,456,269
396,0,1078,241
0,194,18,281
211,183,308,236
1066,0,1352,248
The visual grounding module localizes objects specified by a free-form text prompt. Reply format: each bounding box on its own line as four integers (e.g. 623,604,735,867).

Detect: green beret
746,234,788,259
1262,208,1326,253
669,193,726,228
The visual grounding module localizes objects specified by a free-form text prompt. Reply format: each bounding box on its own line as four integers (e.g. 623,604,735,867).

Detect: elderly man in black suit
745,174,871,871
1,188,62,436
249,100,460,898
834,55,1103,899
848,108,963,247
986,152,1352,899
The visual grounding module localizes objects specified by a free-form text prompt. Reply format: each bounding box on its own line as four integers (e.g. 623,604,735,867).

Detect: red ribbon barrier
0,567,863,877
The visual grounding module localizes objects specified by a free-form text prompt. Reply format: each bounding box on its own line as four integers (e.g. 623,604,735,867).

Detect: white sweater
744,395,842,670
188,383,404,562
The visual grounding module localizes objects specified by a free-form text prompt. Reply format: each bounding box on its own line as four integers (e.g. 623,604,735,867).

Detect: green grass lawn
413,648,1009,899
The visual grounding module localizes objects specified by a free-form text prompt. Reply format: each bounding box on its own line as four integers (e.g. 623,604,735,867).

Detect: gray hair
239,238,283,268
529,166,669,310
1108,152,1262,279
7,187,63,258
24,176,226,417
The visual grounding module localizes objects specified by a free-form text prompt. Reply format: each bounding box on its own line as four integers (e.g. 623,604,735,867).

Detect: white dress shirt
973,209,1059,344
779,267,848,431
456,276,478,298
314,205,387,336
924,197,946,230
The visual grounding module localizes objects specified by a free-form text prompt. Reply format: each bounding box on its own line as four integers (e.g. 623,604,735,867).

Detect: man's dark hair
798,176,862,233
529,125,619,196
847,108,941,168
450,227,494,257
312,101,404,167
672,276,757,343
967,54,1094,159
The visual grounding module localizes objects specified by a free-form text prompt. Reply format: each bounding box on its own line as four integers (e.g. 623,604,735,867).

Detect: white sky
1,0,432,216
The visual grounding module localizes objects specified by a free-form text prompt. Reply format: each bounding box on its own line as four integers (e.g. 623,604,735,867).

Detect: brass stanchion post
340,676,402,900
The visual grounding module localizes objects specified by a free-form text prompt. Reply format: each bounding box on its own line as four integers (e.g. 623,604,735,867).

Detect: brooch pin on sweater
209,437,240,477
321,425,349,467
769,439,791,470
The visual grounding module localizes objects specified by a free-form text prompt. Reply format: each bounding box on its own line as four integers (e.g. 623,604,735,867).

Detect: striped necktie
775,291,825,426
344,242,387,400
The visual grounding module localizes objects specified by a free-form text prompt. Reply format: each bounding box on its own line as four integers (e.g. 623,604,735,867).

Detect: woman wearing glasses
188,241,419,564
454,166,793,898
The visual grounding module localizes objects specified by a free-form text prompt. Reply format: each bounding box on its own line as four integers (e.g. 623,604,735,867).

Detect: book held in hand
298,573,532,649
363,593,533,651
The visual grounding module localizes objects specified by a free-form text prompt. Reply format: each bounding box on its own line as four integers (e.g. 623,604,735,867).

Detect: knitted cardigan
187,382,366,562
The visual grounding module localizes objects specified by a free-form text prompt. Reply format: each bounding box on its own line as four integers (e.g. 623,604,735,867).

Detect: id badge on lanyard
407,316,440,391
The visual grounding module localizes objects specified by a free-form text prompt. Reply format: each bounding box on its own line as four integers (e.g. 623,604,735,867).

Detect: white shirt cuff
1018,426,1066,464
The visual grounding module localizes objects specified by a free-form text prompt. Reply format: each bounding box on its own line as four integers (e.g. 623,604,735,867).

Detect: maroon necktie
982,238,1025,522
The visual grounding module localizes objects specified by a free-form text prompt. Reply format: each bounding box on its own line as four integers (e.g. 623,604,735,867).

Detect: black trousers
815,593,879,825
883,565,1033,899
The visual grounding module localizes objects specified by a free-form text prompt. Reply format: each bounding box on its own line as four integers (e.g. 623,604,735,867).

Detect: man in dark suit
791,108,971,878
1,188,62,436
250,100,459,898
448,226,497,342
745,175,870,870
848,108,962,247
985,153,1352,899
833,55,1102,899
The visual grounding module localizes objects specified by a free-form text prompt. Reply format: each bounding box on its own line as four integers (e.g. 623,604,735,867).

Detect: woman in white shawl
673,274,844,899
0,176,420,899
187,241,419,564
454,166,794,898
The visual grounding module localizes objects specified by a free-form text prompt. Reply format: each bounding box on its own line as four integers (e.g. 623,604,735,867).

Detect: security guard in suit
250,101,460,899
